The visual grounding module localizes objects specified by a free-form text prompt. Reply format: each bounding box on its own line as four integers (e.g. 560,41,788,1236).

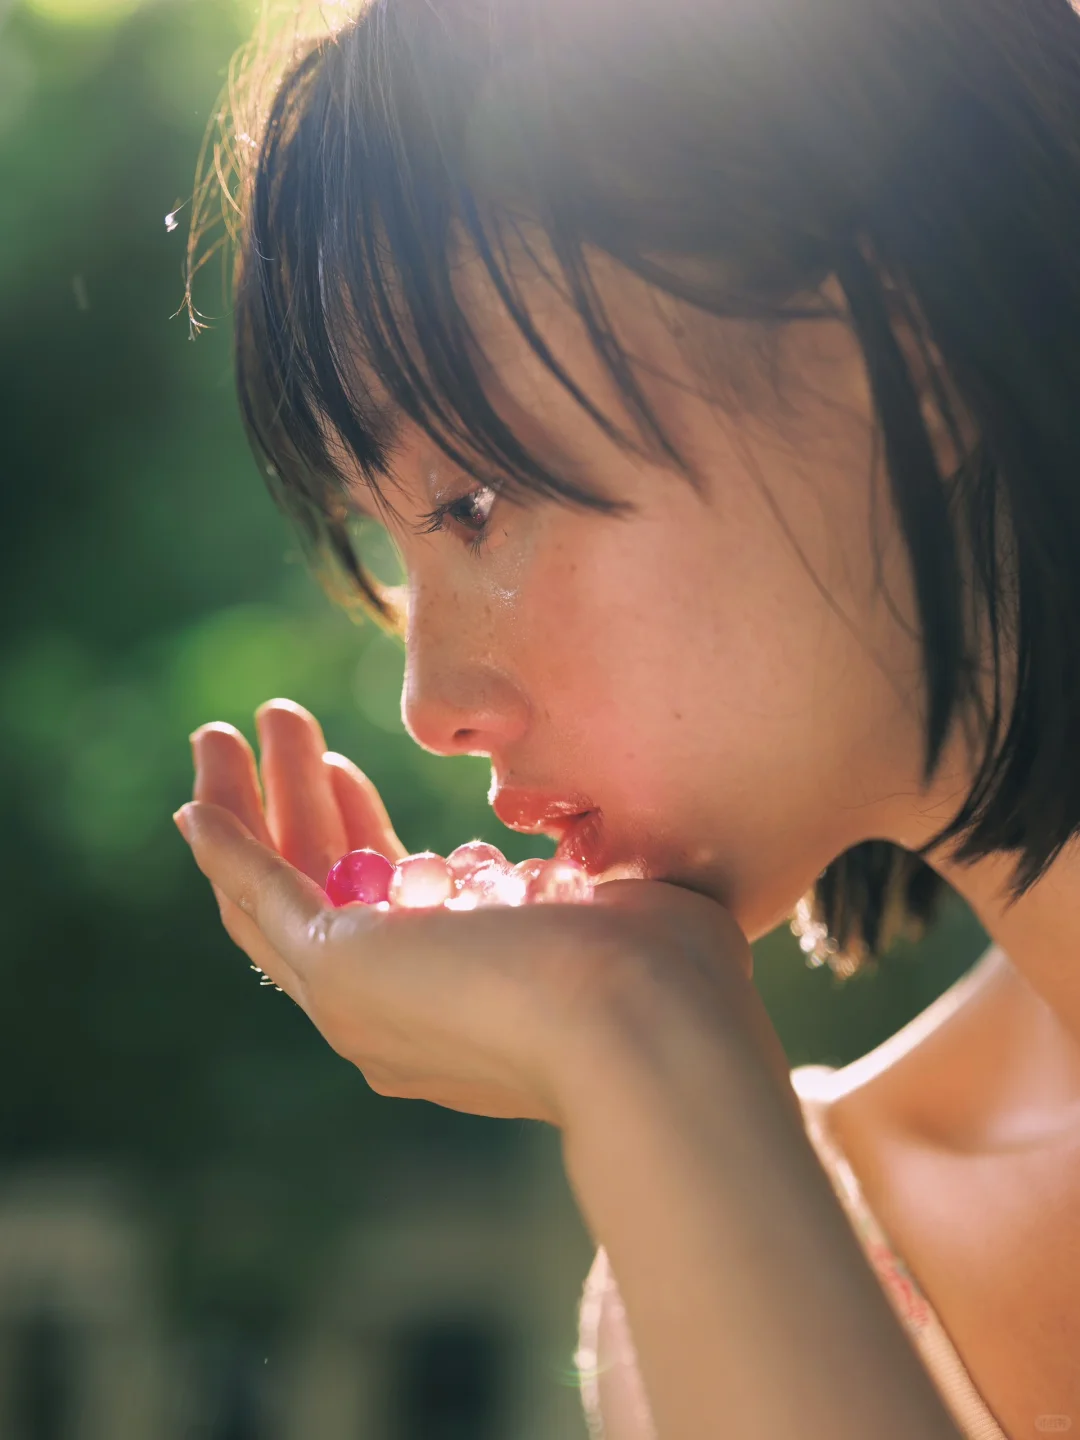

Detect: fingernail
173,804,193,840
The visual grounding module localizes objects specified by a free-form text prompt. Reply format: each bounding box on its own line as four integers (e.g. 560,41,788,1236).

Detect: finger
175,800,374,981
211,882,305,1005
324,751,407,861
191,723,273,847
256,699,348,883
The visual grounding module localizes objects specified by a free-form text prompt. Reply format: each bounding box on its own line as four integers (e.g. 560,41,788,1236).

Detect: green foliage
0,0,543,1338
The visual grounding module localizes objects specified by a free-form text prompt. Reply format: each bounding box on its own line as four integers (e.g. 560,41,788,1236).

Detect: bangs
231,15,667,634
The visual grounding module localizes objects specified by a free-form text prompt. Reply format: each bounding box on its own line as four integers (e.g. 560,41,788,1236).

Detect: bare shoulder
799,943,1007,1135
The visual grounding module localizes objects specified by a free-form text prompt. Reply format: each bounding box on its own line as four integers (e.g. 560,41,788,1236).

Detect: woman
175,0,1080,1434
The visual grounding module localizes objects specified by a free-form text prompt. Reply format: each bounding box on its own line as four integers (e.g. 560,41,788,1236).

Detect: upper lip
490,787,598,840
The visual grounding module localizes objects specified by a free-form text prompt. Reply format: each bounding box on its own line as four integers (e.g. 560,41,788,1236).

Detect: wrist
548,925,799,1141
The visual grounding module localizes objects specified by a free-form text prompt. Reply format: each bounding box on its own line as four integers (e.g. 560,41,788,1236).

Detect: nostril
453,728,490,757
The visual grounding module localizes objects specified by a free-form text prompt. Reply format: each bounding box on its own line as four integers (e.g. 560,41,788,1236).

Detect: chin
727,874,819,945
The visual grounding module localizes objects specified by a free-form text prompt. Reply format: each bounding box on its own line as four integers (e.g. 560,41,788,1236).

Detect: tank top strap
790,1065,1009,1440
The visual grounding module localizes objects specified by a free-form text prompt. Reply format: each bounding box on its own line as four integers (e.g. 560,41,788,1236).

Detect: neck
869,774,1080,1140
885,840,1080,1148
933,840,1080,1042
933,840,1080,1055
882,746,1080,1056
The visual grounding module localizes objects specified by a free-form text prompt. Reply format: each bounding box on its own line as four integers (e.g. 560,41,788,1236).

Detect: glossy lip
490,787,606,873
490,787,597,835
553,809,605,872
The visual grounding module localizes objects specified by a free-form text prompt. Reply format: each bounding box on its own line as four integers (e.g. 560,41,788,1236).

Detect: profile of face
347,248,967,943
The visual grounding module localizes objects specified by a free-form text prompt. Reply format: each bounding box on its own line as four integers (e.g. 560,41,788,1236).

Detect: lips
490,787,596,834
490,787,603,872
552,809,604,871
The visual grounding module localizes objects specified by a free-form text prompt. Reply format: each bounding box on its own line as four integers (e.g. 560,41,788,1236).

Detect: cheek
520,491,834,747
499,517,766,862
509,467,923,855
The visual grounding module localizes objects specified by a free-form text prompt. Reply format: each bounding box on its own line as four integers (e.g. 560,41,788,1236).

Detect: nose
402,659,530,757
400,608,531,759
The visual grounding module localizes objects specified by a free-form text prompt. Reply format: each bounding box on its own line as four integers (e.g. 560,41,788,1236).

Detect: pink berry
525,858,594,904
495,868,530,906
389,852,453,909
445,840,509,884
444,888,481,912
325,849,395,907
461,861,529,907
447,861,500,908
511,858,548,891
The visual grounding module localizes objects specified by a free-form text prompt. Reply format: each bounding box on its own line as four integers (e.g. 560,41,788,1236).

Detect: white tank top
574,1062,1009,1440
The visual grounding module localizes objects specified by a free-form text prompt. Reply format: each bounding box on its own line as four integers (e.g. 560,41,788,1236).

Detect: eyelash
415,484,500,556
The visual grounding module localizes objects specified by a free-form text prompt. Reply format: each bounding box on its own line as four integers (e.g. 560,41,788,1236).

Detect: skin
182,253,1080,1434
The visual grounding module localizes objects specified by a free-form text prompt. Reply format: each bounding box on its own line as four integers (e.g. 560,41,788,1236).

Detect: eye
415,483,500,555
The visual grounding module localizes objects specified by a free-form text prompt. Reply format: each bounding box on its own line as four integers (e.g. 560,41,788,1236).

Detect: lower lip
555,811,605,872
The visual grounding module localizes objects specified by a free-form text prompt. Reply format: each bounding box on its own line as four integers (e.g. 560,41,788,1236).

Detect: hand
189,697,407,970
192,696,408,880
179,700,787,1127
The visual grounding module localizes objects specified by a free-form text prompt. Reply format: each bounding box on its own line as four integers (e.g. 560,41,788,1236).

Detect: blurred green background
0,1,987,1436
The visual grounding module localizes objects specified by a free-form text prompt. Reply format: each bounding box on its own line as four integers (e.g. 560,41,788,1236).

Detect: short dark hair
191,0,1080,969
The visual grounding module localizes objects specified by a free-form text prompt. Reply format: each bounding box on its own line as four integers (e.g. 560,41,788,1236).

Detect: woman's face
348,256,957,941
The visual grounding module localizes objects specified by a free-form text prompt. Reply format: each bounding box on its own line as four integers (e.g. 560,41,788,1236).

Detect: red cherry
325,849,395,907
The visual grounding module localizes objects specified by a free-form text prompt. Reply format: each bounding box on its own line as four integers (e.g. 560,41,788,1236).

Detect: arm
558,964,965,1440
181,712,961,1436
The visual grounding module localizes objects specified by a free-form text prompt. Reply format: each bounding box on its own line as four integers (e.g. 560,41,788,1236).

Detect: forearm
559,980,964,1440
